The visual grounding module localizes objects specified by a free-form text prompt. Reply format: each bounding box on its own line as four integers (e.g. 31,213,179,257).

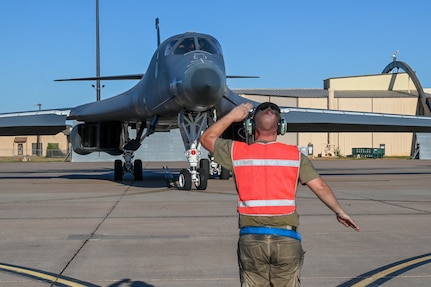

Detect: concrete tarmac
0,159,430,287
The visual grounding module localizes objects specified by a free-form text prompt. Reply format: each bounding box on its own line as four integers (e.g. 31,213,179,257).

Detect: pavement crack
49,183,132,287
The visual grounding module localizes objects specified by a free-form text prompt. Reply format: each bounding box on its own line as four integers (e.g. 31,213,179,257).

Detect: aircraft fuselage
68,32,226,123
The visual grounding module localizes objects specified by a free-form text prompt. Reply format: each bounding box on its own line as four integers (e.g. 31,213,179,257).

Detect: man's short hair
254,102,281,133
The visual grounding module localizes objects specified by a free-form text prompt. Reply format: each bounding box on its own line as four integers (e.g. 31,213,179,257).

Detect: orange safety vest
232,141,301,216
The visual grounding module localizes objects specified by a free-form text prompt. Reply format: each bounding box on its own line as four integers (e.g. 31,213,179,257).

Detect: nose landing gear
177,144,209,190
177,109,213,190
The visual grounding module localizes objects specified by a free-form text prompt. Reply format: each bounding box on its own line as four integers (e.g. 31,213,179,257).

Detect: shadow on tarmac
0,167,180,188
107,278,155,287
0,261,156,287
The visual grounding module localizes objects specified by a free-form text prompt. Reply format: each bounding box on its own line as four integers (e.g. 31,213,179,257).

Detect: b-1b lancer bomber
2,20,431,190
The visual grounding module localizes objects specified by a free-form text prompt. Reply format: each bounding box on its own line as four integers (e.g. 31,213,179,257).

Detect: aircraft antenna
392,50,399,62
95,0,101,101
155,18,161,47
391,50,399,73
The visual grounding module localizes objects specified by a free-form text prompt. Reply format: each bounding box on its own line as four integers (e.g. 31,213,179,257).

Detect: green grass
0,156,69,162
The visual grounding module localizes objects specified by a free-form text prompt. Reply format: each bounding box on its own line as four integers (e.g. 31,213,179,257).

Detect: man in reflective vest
200,102,360,287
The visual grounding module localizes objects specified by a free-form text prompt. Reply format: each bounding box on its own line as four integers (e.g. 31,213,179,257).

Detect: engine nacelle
222,122,247,142
70,122,125,155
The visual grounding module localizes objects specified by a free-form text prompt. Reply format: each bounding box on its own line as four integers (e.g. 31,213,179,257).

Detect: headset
244,102,287,137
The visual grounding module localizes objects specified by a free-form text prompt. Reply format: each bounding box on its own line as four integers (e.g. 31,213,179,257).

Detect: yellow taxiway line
0,263,90,287
350,253,431,286
1,253,430,286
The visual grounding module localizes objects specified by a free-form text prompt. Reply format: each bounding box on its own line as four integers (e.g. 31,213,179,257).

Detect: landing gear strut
177,108,214,190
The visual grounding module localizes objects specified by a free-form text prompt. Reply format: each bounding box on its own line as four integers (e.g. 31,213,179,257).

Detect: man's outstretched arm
306,177,360,231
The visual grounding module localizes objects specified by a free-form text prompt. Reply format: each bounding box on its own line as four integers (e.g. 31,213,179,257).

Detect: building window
32,143,42,156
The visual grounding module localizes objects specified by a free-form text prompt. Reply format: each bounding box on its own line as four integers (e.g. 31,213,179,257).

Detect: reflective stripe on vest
238,199,296,207
232,141,300,216
233,159,300,167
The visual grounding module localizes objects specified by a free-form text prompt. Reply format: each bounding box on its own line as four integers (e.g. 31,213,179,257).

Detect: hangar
235,72,431,158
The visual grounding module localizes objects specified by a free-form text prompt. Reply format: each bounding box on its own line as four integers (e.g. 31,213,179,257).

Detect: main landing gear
114,151,143,181
208,154,230,180
113,116,158,182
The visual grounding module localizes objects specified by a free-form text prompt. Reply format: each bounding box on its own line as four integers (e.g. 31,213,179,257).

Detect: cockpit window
197,37,222,55
164,40,177,56
164,36,223,56
172,37,196,55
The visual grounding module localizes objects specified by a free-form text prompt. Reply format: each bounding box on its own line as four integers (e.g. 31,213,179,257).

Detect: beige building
235,72,427,157
0,132,69,159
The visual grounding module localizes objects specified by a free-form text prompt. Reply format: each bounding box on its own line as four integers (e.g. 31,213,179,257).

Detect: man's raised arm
200,103,252,153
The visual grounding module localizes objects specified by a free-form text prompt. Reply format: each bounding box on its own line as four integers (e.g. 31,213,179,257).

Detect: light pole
36,103,42,156
96,0,101,101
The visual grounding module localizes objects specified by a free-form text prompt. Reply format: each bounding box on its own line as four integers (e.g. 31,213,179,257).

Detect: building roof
334,90,419,98
232,88,424,99
232,88,327,98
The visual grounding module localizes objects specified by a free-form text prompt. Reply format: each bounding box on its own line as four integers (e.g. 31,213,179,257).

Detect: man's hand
200,102,253,153
337,212,360,231
306,177,360,232
230,103,254,122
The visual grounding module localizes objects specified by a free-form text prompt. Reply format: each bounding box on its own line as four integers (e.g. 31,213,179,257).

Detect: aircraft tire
178,169,192,190
196,167,208,190
114,160,123,181
220,166,230,180
134,159,143,181
199,159,210,179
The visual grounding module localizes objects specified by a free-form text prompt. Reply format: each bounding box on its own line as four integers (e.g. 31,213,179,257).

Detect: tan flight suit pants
238,234,304,287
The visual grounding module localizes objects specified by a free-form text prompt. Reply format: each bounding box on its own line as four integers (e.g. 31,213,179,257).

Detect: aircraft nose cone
182,63,225,110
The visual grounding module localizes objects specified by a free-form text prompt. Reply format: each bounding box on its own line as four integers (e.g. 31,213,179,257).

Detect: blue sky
0,0,430,113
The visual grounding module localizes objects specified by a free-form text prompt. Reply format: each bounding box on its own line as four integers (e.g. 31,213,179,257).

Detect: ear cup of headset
277,118,287,135
244,118,254,136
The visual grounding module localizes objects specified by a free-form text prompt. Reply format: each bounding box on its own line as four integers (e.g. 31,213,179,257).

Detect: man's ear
254,129,260,138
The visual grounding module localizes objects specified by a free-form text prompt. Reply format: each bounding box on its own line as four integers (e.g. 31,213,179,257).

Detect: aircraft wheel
178,169,192,190
195,168,208,190
114,160,123,181
220,166,230,180
133,159,143,181
199,159,210,178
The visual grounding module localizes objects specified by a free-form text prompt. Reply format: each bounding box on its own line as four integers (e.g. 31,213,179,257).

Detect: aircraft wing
281,107,431,132
54,74,144,81
0,109,71,136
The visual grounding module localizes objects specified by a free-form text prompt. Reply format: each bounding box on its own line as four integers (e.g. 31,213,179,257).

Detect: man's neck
255,136,277,142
